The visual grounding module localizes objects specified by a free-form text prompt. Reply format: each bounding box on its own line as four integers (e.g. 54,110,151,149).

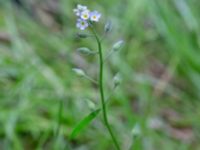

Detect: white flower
90,11,101,22
73,4,88,16
81,10,90,20
76,19,89,30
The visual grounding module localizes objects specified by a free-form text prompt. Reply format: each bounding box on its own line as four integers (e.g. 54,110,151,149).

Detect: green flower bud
76,33,88,38
112,40,124,51
113,73,122,87
77,47,95,55
72,68,85,77
104,20,112,33
131,124,141,138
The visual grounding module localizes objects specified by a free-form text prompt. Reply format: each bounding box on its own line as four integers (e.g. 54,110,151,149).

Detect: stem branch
91,26,120,150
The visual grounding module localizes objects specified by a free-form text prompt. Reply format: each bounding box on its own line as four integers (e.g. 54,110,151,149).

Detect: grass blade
70,109,101,139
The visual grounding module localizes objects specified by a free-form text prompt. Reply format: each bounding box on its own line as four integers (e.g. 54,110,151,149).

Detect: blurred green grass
0,0,200,149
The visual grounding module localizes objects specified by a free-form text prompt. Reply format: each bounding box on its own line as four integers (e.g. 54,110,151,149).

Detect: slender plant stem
91,26,120,150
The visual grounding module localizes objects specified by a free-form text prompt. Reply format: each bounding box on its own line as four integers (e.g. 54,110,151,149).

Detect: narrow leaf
70,109,101,139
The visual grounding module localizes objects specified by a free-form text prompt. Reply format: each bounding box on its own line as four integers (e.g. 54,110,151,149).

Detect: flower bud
113,74,122,87
77,47,93,55
76,33,88,38
72,68,85,77
112,40,124,51
104,20,112,33
131,123,141,138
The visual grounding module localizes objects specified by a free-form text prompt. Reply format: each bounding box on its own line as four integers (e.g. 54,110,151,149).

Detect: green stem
91,26,120,150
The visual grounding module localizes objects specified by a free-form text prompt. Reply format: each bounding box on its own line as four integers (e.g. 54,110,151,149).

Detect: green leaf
70,109,101,139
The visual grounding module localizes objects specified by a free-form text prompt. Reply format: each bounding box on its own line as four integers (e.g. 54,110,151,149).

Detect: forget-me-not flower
90,11,101,22
81,10,90,20
76,19,89,30
74,4,101,30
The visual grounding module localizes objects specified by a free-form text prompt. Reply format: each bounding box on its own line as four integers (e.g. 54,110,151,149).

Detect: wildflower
81,10,90,20
90,11,101,22
74,4,101,30
76,19,89,30
73,4,88,16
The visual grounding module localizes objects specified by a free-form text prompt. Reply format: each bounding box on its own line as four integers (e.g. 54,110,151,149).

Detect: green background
0,0,200,149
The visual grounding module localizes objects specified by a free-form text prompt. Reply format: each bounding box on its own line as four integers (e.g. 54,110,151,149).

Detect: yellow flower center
84,15,88,18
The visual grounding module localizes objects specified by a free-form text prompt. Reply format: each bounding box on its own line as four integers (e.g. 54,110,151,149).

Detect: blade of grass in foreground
70,109,101,139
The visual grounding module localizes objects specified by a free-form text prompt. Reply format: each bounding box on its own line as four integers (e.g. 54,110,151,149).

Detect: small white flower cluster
73,4,101,30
